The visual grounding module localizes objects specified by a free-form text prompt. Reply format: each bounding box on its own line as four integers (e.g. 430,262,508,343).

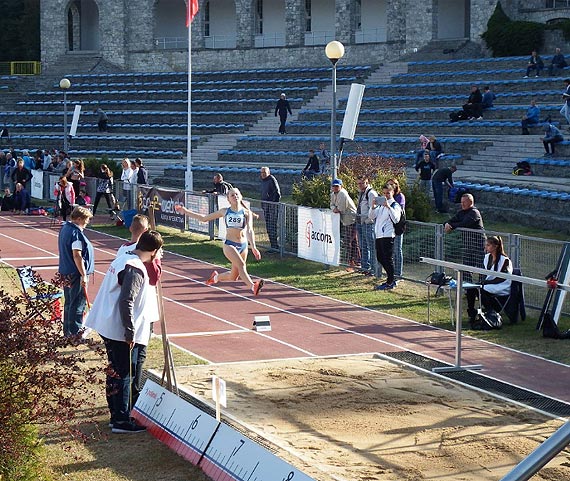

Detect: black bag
449,110,467,122
472,309,503,330
429,272,452,286
542,312,570,339
393,208,407,235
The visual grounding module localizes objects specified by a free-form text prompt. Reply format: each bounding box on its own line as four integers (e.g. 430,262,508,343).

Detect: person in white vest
84,230,163,434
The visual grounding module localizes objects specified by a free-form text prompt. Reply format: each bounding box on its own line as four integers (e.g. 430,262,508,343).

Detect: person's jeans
526,64,543,76
521,118,539,134
420,179,431,195
562,103,570,125
278,114,287,133
102,337,141,424
356,223,376,273
262,202,279,249
432,180,444,211
63,273,86,337
393,234,403,277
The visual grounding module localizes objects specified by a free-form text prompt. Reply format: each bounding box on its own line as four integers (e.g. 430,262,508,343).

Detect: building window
204,0,210,37
305,0,311,32
255,0,263,34
355,0,362,30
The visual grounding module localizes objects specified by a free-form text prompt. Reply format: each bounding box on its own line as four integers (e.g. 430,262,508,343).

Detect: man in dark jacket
462,85,483,120
431,164,456,213
13,182,31,214
444,193,485,284
274,93,292,134
525,50,544,78
260,166,281,250
302,149,320,179
11,159,31,189
549,48,567,76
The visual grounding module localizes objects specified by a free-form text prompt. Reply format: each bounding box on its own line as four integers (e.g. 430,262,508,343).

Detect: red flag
186,0,199,27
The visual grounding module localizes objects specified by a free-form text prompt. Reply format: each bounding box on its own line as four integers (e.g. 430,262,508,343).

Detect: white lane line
168,329,248,338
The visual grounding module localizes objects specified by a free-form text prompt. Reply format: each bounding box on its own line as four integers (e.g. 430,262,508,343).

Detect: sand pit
175,355,570,481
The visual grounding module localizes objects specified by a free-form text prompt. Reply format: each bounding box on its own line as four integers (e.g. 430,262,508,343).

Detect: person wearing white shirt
369,183,401,291
120,158,134,209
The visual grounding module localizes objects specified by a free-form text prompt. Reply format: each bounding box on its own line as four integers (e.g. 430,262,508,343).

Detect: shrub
0,272,104,481
82,155,121,178
291,175,332,208
482,2,545,56
406,181,432,222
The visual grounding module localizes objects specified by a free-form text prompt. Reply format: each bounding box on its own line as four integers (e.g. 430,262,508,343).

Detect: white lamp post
325,41,345,181
59,78,71,152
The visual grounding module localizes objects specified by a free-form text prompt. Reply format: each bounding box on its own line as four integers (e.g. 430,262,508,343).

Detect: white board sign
297,206,340,266
212,375,227,408
70,104,82,137
30,169,44,199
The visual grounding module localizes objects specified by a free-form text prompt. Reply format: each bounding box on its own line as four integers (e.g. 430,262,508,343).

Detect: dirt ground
175,355,570,481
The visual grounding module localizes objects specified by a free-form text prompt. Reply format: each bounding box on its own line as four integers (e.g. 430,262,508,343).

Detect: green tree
0,0,40,61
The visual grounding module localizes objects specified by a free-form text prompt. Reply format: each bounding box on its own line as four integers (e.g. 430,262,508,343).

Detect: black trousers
376,237,395,285
278,113,287,133
262,202,279,249
93,192,113,214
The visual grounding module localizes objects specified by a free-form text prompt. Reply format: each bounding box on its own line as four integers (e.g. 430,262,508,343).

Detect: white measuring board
132,379,316,481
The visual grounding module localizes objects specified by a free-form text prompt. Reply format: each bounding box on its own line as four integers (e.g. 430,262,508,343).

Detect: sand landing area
175,355,570,481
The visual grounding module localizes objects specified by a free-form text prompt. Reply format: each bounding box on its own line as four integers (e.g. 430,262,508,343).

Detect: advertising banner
186,192,210,234
30,170,44,199
297,206,340,266
138,186,186,230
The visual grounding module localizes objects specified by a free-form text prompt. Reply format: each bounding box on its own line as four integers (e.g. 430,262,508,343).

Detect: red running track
1,214,569,404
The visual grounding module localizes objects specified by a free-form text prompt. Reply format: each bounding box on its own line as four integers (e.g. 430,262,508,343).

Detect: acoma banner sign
297,206,340,266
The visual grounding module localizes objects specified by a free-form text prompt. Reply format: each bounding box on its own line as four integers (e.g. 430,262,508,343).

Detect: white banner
297,206,340,266
70,104,82,137
30,170,44,199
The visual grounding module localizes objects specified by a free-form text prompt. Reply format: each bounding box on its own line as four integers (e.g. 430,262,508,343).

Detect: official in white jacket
84,230,163,434
369,183,401,290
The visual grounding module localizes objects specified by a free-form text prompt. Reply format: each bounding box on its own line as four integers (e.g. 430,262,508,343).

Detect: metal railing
154,37,188,50
0,61,41,76
254,33,286,48
304,30,335,46
355,27,387,44
204,35,237,49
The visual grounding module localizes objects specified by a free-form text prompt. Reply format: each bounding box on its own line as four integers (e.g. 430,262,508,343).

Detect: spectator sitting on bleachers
427,136,443,166
524,50,544,78
302,149,320,179
542,122,563,156
13,182,31,214
414,134,430,166
416,151,436,195
521,99,541,135
549,48,567,76
462,85,483,120
481,86,496,110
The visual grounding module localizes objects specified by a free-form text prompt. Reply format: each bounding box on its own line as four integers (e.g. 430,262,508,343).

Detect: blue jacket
482,91,496,109
525,106,540,124
58,221,95,276
544,124,563,141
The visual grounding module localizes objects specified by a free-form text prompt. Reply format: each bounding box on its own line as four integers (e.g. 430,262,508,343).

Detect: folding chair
16,266,63,321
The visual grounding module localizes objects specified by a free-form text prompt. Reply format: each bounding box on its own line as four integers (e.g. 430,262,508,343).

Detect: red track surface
1,214,569,404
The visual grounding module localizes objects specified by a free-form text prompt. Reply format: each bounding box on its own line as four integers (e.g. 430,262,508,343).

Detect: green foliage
0,270,104,481
406,181,431,222
82,156,121,178
291,175,332,208
482,2,545,56
0,0,40,61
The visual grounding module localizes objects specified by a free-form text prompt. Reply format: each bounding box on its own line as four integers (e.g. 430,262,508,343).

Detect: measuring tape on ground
132,379,315,481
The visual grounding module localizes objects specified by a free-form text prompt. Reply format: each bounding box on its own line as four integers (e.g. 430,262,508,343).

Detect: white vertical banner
297,206,340,266
69,105,82,137
30,170,44,199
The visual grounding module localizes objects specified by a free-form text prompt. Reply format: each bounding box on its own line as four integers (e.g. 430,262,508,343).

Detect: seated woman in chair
467,235,512,323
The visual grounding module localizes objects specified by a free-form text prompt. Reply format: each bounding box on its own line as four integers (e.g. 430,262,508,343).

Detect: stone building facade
39,0,562,72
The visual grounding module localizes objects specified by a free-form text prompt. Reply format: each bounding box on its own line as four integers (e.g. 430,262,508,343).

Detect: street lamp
59,78,71,152
325,40,345,181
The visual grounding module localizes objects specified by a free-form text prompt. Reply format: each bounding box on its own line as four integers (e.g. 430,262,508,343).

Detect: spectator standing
22,150,34,171
1,187,13,211
444,193,485,284
54,176,75,221
561,79,570,128
481,86,496,110
67,159,85,197
521,99,541,134
93,164,115,215
388,178,405,279
96,108,108,132
274,93,292,134
135,158,148,185
416,151,436,195
524,50,544,78
57,206,94,337
549,48,567,76
3,152,16,190
542,122,564,156
302,149,320,178
42,149,52,170
203,173,232,195
462,85,483,120
0,151,5,189
355,176,377,277
319,142,330,175
369,183,401,290
120,158,134,209
11,158,31,189
13,183,31,214
330,179,358,271
260,166,281,251
84,230,163,434
432,164,456,213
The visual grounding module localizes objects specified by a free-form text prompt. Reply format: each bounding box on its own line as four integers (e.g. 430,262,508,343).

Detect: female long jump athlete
175,188,264,295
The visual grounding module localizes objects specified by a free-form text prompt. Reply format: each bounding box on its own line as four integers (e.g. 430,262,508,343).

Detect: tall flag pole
186,0,199,192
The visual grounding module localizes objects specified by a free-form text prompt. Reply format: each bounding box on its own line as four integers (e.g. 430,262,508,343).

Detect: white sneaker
535,75,539,77
523,75,529,78
477,116,483,120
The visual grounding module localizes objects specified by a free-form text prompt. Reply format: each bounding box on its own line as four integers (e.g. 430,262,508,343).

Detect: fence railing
0,61,41,76
154,37,187,50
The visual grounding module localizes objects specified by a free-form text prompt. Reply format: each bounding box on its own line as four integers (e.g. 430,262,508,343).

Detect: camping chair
16,266,63,321
501,268,526,324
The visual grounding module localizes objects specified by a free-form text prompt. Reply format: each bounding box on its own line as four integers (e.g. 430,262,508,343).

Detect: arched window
66,0,100,51
204,0,237,49
154,0,187,49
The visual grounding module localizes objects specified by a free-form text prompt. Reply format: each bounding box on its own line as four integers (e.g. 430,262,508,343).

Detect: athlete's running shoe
253,279,265,296
206,271,218,286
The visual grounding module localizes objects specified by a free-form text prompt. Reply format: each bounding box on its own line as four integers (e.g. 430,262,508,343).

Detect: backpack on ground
512,161,532,176
449,110,468,122
541,312,570,339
